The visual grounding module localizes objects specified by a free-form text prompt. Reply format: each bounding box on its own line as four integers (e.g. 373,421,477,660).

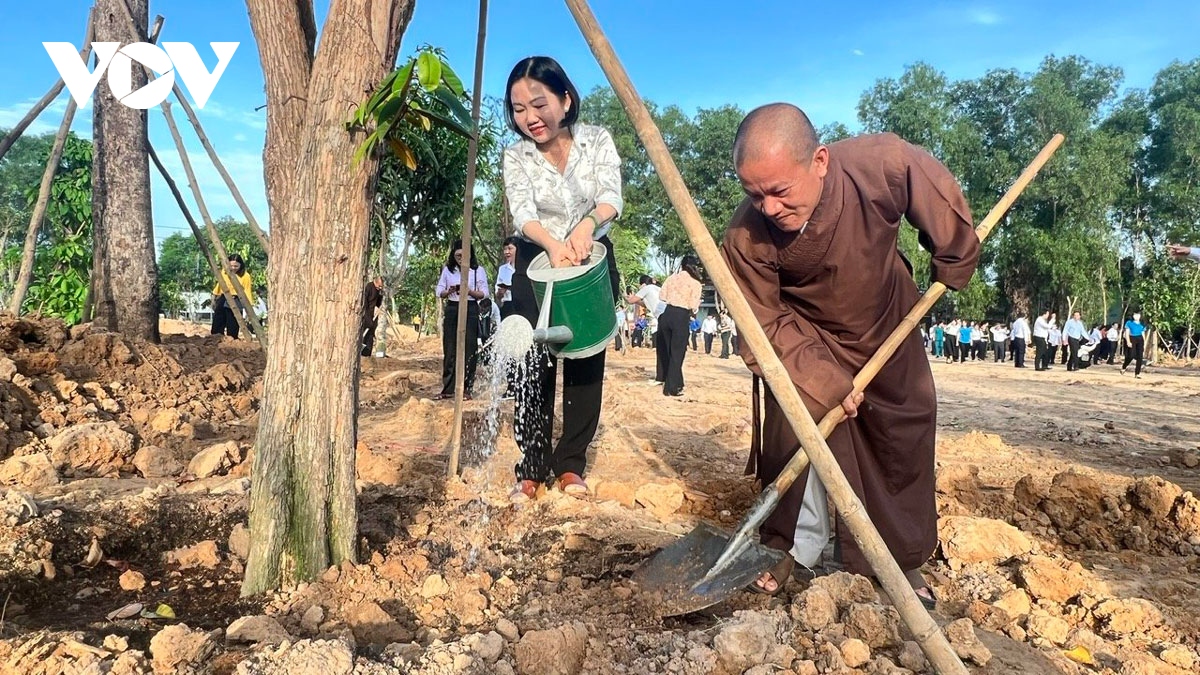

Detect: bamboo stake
8,96,84,315
109,0,269,253
148,145,251,338
169,84,270,253
0,13,95,164
160,102,266,348
447,0,488,478
564,1,976,671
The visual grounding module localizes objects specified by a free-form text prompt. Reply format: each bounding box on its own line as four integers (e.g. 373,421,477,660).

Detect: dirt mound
0,314,263,486
1012,471,1200,556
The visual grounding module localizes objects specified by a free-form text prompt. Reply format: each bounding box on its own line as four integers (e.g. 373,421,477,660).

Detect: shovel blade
632,521,785,616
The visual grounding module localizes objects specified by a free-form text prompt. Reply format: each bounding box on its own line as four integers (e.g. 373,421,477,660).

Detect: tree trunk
242,0,413,596
91,0,159,341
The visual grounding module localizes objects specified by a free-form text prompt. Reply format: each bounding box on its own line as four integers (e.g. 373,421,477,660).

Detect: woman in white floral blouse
501,56,624,504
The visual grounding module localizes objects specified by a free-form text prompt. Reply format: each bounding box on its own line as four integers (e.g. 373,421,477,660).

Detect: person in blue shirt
1122,311,1147,377
958,320,972,363
689,314,701,351
934,322,945,358
1063,311,1088,372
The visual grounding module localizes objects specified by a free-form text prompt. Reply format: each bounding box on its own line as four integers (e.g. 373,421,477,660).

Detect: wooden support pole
447,0,488,478
160,102,267,348
8,99,82,315
148,145,251,338
169,84,270,253
0,13,95,165
563,0,980,672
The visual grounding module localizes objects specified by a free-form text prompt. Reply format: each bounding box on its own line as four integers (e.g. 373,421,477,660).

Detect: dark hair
504,56,580,139
227,253,246,271
638,274,655,286
445,240,479,273
503,235,522,248
479,297,492,310
680,255,702,282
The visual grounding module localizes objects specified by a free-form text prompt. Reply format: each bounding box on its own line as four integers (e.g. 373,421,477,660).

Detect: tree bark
241,0,414,596
91,0,160,341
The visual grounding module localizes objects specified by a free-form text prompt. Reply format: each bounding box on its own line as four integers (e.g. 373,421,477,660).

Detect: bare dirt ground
0,316,1197,674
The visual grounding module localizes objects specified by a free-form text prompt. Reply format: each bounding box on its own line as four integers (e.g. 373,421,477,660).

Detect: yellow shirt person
212,259,255,307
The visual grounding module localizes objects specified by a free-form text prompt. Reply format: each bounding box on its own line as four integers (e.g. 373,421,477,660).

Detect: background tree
242,0,415,596
0,133,93,322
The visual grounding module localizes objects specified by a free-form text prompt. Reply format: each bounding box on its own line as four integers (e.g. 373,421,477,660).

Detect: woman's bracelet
582,212,600,231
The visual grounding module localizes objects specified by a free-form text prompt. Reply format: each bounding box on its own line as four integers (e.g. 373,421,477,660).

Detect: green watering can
527,241,618,359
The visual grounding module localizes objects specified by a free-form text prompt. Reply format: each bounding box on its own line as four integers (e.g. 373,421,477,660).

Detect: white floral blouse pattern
502,123,624,242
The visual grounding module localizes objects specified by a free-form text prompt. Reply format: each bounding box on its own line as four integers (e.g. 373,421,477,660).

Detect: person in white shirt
1088,324,1104,366
1047,316,1062,368
657,256,704,396
1032,310,1053,371
1063,311,1088,371
1009,313,1030,368
1106,321,1121,364
626,275,664,377
718,311,735,359
971,322,985,361
990,323,1009,362
501,56,624,503
435,241,489,400
494,236,519,318
701,313,718,354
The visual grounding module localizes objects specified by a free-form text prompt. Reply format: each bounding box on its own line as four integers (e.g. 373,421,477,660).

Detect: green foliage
24,231,89,323
2,133,94,322
351,46,474,165
389,243,445,326
855,56,1196,331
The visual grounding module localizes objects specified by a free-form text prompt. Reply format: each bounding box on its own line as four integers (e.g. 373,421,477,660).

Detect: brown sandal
749,555,794,596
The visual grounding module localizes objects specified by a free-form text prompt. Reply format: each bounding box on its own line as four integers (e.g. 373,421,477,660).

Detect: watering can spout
533,326,574,344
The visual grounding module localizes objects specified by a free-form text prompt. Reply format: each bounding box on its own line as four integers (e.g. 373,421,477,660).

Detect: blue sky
1,0,1198,250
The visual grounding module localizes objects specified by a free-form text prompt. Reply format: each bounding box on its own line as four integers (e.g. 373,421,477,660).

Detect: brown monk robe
721,105,980,594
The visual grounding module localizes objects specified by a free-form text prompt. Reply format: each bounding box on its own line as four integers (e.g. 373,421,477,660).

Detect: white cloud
852,49,865,57
196,100,267,131
0,94,86,137
969,8,1001,25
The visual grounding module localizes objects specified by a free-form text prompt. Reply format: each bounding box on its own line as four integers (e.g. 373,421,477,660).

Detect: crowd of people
926,309,1152,377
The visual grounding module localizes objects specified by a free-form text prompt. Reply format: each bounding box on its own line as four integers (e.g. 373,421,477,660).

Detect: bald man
721,104,980,603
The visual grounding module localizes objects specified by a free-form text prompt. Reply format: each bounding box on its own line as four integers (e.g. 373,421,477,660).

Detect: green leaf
417,51,442,91
431,87,474,129
391,60,415,95
440,60,465,96
411,103,474,138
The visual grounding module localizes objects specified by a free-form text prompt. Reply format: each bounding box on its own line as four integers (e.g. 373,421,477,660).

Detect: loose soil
1,316,1197,674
